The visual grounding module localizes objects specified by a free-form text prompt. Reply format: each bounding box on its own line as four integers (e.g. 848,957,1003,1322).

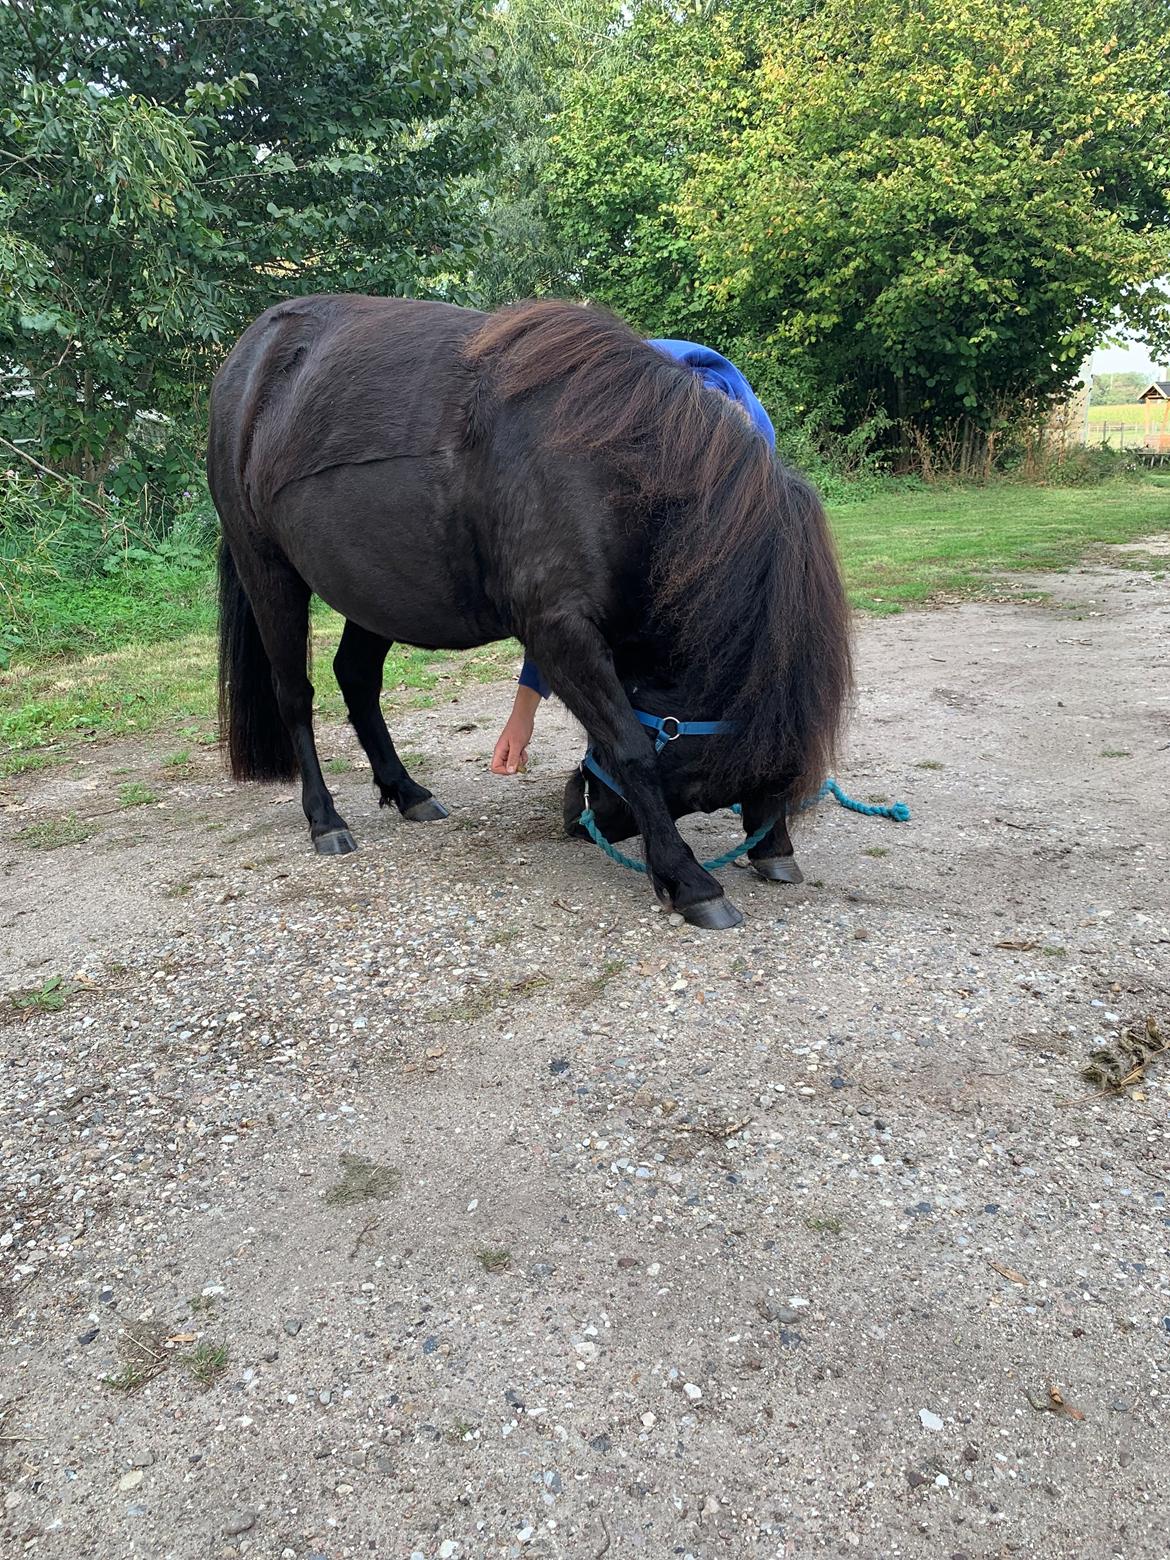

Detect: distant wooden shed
1138,380,1170,403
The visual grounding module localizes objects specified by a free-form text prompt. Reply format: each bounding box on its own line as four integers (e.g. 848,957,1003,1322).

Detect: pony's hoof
751,854,804,884
402,797,449,823
314,827,358,856
680,896,744,931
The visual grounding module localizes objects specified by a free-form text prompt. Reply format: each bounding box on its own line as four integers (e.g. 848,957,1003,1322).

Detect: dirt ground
2,553,1169,1560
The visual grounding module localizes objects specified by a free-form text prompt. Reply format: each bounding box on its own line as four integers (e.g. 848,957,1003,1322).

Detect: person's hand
491,712,534,775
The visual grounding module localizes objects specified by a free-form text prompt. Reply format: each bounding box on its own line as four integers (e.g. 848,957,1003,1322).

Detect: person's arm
492,662,546,775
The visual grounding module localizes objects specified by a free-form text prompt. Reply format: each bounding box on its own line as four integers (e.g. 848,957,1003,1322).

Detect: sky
1090,335,1164,377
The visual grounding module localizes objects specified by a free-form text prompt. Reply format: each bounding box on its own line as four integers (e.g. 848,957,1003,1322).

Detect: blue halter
579,707,776,873
583,706,739,801
577,704,908,878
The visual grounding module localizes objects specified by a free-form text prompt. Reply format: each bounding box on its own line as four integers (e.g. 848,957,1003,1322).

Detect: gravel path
2,555,1169,1559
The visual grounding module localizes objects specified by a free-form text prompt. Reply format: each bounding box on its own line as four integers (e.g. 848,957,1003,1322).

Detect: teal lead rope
578,778,910,876
803,777,911,823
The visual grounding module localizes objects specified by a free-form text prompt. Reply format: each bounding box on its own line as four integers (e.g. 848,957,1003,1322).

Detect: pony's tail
764,468,854,803
217,538,297,781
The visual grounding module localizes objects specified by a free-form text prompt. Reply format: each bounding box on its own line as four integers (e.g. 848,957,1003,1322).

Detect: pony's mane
464,300,852,800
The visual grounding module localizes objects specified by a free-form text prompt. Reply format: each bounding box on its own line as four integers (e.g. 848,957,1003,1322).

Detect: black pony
207,295,852,928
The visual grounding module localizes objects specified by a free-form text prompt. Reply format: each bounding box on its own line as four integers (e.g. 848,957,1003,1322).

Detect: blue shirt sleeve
518,657,551,699
647,338,776,450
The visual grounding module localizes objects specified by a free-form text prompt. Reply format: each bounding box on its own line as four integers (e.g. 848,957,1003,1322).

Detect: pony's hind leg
333,621,448,823
739,790,804,884
235,549,356,855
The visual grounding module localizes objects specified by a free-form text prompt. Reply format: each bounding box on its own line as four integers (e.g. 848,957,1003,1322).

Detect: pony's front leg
531,618,742,929
740,790,804,884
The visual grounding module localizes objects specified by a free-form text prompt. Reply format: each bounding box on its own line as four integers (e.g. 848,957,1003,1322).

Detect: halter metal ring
658,716,682,741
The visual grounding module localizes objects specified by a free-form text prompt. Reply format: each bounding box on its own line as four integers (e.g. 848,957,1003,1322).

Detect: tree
1090,370,1155,405
459,0,616,307
682,0,1170,463
542,1,758,336
544,0,1170,464
0,0,492,494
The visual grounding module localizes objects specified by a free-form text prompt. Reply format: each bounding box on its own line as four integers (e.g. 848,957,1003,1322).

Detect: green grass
1086,400,1168,440
1083,401,1169,449
1087,401,1147,425
9,557,218,662
181,1340,230,1388
119,782,158,807
16,813,95,849
804,1214,844,1235
0,598,518,775
830,475,1170,612
2,477,1167,770
102,1361,157,1393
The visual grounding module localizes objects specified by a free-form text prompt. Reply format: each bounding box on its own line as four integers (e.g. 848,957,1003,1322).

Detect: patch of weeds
400,750,431,776
1100,748,1131,759
576,959,627,1007
0,748,60,777
187,1293,216,1314
804,1215,843,1235
326,755,352,775
16,813,94,850
1041,945,1067,958
1082,1013,1166,1096
475,1247,512,1274
915,760,944,771
11,975,75,1014
103,1360,156,1393
446,1419,476,1443
162,748,192,771
486,927,520,948
102,1323,169,1393
425,974,551,1023
163,880,193,898
182,1340,229,1389
862,845,889,859
325,1152,402,1206
809,878,825,889
119,782,158,807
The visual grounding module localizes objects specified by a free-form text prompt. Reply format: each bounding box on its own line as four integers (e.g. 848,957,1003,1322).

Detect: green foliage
0,469,217,663
0,0,493,510
541,0,1170,452
460,0,610,305
1090,371,1155,406
543,0,741,335
10,975,75,1012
